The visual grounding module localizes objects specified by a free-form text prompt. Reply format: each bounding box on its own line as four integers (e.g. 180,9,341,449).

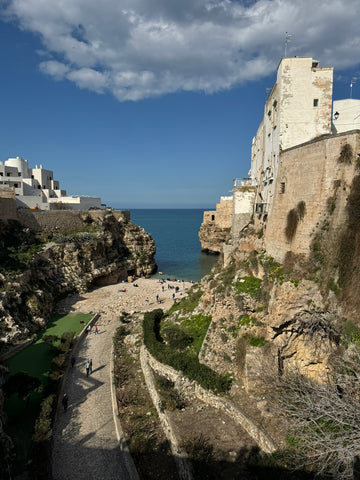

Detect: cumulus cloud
2,0,360,101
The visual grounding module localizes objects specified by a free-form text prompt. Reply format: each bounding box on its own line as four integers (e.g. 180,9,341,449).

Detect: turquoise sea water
130,209,219,282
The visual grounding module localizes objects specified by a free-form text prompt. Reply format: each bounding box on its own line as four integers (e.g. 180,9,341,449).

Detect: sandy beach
55,277,196,319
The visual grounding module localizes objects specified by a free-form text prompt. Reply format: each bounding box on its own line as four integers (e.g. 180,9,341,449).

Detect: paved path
52,278,193,480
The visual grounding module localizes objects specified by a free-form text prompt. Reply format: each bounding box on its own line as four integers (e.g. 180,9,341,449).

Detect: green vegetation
235,276,262,297
341,320,360,346
243,335,267,347
143,309,232,393
162,313,211,355
154,374,186,412
165,285,202,316
285,208,299,241
338,175,360,288
338,143,353,164
238,314,264,329
3,313,92,476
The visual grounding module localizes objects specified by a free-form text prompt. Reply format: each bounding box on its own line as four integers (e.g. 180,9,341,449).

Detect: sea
129,209,220,282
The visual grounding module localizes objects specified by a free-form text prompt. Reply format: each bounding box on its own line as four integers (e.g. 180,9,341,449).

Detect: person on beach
95,326,98,334
89,359,93,374
62,393,68,412
172,293,175,302
87,325,91,334
86,360,90,377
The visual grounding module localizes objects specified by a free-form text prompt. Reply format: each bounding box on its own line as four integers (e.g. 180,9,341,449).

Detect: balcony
233,178,257,187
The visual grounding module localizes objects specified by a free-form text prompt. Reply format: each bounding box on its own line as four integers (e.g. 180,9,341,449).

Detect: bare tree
273,347,360,479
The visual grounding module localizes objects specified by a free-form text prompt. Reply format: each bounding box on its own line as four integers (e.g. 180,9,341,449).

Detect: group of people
85,359,93,377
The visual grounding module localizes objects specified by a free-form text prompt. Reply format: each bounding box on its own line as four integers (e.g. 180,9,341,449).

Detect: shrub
235,276,262,297
297,201,306,220
338,143,353,164
143,310,232,393
243,335,267,347
285,208,299,241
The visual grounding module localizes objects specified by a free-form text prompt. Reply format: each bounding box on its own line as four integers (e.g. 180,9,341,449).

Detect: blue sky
0,0,360,209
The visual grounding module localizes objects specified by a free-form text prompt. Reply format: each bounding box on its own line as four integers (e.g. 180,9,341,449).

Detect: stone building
0,156,101,210
199,196,233,253
0,185,17,220
200,56,360,265
333,99,360,133
250,57,333,223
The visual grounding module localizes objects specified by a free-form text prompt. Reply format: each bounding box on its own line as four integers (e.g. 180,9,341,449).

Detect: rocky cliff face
0,211,156,347
198,222,231,253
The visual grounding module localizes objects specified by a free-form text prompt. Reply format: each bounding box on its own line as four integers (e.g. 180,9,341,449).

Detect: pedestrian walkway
51,278,193,479
52,315,130,480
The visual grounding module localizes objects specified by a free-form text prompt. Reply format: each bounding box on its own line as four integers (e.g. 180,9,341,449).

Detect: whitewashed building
250,57,333,222
0,157,102,210
332,99,360,133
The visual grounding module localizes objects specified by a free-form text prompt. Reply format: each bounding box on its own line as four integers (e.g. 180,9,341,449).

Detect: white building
0,157,102,210
332,99,360,133
250,57,333,221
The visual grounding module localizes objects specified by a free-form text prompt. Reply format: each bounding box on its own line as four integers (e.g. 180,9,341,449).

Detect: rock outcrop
0,210,156,347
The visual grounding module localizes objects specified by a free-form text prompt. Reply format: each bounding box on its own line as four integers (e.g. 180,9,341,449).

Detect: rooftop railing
233,178,257,187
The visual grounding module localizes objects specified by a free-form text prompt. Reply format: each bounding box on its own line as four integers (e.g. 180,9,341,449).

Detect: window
313,99,319,107
18,172,21,177
211,215,215,221
14,183,18,188
280,182,286,194
6,173,10,176
0,173,2,176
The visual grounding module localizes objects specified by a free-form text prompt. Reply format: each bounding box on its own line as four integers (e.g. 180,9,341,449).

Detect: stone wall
199,198,232,253
232,186,257,245
17,209,130,234
264,130,360,262
0,186,17,220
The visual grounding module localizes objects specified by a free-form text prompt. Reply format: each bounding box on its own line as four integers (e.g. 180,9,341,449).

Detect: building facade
250,57,333,222
0,157,101,210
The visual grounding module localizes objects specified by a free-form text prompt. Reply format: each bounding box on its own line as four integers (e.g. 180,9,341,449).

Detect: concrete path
52,314,130,480
51,278,194,480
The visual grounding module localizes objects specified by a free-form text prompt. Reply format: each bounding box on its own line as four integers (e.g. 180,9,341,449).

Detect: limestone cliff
198,222,231,254
0,210,156,348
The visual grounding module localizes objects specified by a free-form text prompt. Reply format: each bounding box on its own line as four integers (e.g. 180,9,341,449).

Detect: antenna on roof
284,32,293,58
350,77,357,99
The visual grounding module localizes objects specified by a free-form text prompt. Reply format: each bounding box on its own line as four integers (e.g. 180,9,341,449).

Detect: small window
0,173,3,176
313,99,319,107
14,183,18,188
280,182,286,194
6,172,10,176
211,215,215,221
38,185,41,189
18,172,21,177
31,175,34,179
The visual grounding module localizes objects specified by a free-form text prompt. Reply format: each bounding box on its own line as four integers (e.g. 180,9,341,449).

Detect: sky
0,0,360,209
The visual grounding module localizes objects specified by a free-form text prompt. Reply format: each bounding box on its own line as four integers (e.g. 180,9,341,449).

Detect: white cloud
2,0,360,101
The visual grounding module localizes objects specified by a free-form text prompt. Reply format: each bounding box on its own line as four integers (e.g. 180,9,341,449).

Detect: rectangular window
313,99,319,107
280,182,286,194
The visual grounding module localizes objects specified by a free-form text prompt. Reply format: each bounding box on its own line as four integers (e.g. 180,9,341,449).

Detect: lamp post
350,78,357,99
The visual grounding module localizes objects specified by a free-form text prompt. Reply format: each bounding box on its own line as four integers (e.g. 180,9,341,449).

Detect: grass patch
143,310,232,393
165,285,202,316
235,276,262,297
3,313,92,475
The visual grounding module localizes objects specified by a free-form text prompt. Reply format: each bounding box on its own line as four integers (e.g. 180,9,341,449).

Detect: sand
55,277,196,319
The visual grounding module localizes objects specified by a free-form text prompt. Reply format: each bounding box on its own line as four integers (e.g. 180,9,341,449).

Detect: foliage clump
143,309,232,393
285,208,299,241
338,143,353,164
235,276,262,297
